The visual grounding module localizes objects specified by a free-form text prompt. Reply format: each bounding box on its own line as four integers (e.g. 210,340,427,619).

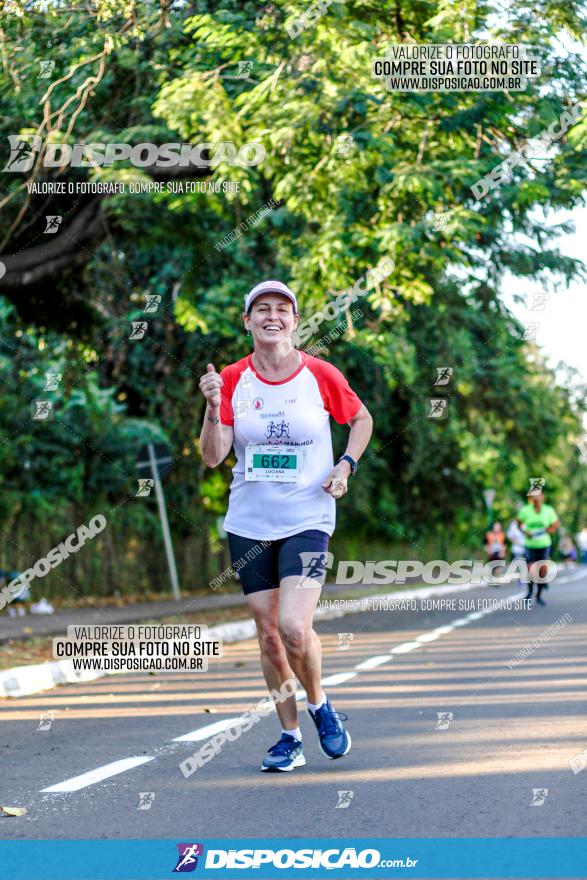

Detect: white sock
306,692,327,713
282,727,302,741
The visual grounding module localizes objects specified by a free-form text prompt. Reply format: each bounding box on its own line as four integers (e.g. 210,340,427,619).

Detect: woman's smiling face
245,293,299,347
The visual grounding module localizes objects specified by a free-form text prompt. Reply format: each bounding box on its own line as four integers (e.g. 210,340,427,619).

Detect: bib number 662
262,454,287,468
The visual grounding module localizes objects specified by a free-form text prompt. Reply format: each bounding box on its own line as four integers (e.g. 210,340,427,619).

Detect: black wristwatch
338,454,358,475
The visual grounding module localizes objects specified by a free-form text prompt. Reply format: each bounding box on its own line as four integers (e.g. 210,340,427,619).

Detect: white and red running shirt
220,352,363,540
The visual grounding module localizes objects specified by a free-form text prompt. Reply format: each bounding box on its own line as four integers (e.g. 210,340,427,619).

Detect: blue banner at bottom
1,838,587,879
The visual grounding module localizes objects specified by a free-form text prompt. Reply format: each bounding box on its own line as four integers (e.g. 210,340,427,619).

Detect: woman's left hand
322,461,351,499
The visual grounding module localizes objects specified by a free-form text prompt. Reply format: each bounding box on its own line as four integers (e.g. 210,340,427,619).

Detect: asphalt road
1,569,586,843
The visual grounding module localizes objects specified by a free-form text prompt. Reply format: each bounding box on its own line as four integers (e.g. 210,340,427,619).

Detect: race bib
245,444,302,482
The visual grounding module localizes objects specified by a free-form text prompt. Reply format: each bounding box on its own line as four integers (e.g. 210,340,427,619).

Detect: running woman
198,280,373,772
485,521,506,584
485,522,506,563
517,490,559,605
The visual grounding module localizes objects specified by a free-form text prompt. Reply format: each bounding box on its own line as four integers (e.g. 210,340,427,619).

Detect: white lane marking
555,569,586,584
168,589,527,752
41,757,154,793
173,717,245,742
44,588,529,793
390,641,421,653
355,655,393,670
321,671,357,685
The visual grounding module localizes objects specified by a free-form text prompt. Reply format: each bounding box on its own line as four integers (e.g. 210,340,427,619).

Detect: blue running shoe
307,698,351,759
261,733,305,772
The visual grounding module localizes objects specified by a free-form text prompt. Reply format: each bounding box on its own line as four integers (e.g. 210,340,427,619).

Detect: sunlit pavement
1,570,586,840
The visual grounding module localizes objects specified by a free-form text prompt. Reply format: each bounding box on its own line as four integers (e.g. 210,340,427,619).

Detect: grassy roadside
0,582,439,673
0,586,242,611
0,603,255,672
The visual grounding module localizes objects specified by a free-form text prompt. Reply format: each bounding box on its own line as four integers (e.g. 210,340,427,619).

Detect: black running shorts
226,529,330,595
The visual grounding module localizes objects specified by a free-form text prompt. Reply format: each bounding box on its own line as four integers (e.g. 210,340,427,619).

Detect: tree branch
0,199,104,288
0,158,211,291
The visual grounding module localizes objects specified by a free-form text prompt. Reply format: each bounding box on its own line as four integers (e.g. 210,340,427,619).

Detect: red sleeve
304,355,363,424
219,361,245,427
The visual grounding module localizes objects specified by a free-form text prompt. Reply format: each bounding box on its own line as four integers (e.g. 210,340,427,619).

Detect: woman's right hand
199,363,222,409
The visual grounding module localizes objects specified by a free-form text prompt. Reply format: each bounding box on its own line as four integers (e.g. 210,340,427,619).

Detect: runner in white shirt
199,280,373,772
507,519,526,559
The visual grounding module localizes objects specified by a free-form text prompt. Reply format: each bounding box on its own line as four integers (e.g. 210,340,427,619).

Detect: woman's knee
278,619,311,655
256,621,284,658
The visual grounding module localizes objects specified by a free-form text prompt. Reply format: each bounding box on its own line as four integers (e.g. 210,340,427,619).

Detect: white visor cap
244,280,298,314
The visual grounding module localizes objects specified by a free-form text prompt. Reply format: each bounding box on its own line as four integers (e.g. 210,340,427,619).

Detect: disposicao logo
3,136,266,172
200,846,383,870
173,843,204,872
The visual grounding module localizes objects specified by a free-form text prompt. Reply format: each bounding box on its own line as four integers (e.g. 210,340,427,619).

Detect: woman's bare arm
198,363,234,467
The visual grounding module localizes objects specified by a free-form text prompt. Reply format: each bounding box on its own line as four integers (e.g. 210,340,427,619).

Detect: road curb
0,580,487,699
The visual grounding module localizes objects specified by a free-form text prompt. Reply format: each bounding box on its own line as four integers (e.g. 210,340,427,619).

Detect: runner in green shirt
517,491,559,605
